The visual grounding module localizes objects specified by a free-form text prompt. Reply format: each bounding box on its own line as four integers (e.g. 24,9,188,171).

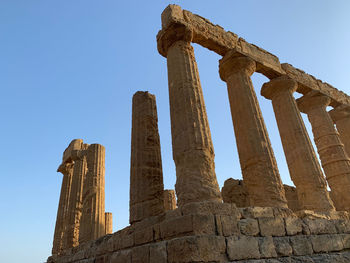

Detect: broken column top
58,139,90,171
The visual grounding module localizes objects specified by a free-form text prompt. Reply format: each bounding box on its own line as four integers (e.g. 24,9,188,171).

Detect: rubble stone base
47,201,350,263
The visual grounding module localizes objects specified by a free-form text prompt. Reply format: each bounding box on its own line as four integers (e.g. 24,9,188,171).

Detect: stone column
157,26,222,207
105,212,113,235
129,91,165,224
79,144,106,243
52,162,73,254
297,91,350,211
261,76,334,212
164,190,177,211
219,51,287,208
329,105,350,156
64,153,86,249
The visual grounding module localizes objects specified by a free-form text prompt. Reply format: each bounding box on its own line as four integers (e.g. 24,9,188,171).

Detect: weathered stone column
52,162,73,254
297,91,350,211
329,105,350,156
129,91,165,224
261,76,334,212
164,189,176,211
105,212,113,235
79,144,105,243
157,26,222,207
219,51,287,208
64,152,86,249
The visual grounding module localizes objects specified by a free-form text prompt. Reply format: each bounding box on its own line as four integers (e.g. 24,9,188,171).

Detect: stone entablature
157,5,350,107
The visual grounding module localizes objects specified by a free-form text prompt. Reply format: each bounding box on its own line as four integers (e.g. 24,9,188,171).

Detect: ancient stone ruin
52,139,111,255
47,5,350,263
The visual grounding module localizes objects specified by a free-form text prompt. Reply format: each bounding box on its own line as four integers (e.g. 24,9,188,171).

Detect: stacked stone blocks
48,4,350,262
48,202,350,263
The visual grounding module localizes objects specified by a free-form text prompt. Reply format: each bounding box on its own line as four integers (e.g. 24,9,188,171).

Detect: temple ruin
52,139,111,255
47,5,350,262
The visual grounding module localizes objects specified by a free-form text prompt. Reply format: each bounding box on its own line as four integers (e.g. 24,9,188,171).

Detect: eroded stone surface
297,91,350,212
53,140,109,254
219,52,287,208
159,35,222,206
262,76,335,212
163,189,176,211
130,91,165,224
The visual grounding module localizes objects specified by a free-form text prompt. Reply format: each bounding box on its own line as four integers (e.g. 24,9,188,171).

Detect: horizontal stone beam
157,4,350,107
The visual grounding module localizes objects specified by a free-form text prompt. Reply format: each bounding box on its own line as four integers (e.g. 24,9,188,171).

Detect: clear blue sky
0,1,349,262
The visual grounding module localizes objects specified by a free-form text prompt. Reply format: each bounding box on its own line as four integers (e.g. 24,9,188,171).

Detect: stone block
120,233,134,249
273,237,292,257
95,238,110,256
221,178,249,207
303,218,337,235
110,250,131,263
341,234,350,249
310,234,343,253
160,215,193,239
71,249,85,261
272,207,294,218
289,236,313,256
215,215,239,236
167,235,226,262
285,217,302,236
181,201,240,218
95,255,107,263
241,207,274,219
160,214,215,239
164,208,182,220
134,227,154,245
150,242,167,263
227,236,260,261
132,245,149,263
192,214,216,235
259,217,285,237
259,237,277,258
239,218,260,236
335,219,350,234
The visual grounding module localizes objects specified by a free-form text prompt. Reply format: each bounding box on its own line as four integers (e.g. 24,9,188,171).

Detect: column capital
219,51,256,81
261,76,298,100
57,162,73,174
329,105,350,123
296,91,331,113
157,24,193,57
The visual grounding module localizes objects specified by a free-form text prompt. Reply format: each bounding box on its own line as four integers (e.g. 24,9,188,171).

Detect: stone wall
222,178,302,213
47,201,350,263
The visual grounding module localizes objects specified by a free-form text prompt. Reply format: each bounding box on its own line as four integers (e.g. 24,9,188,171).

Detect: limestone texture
52,162,73,254
221,178,249,207
261,76,334,212
158,30,221,206
48,4,350,263
79,144,106,243
64,141,87,249
47,201,350,263
219,51,287,208
130,91,165,224
283,185,301,212
105,213,113,235
163,190,176,211
52,140,110,254
297,91,350,212
329,105,350,156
